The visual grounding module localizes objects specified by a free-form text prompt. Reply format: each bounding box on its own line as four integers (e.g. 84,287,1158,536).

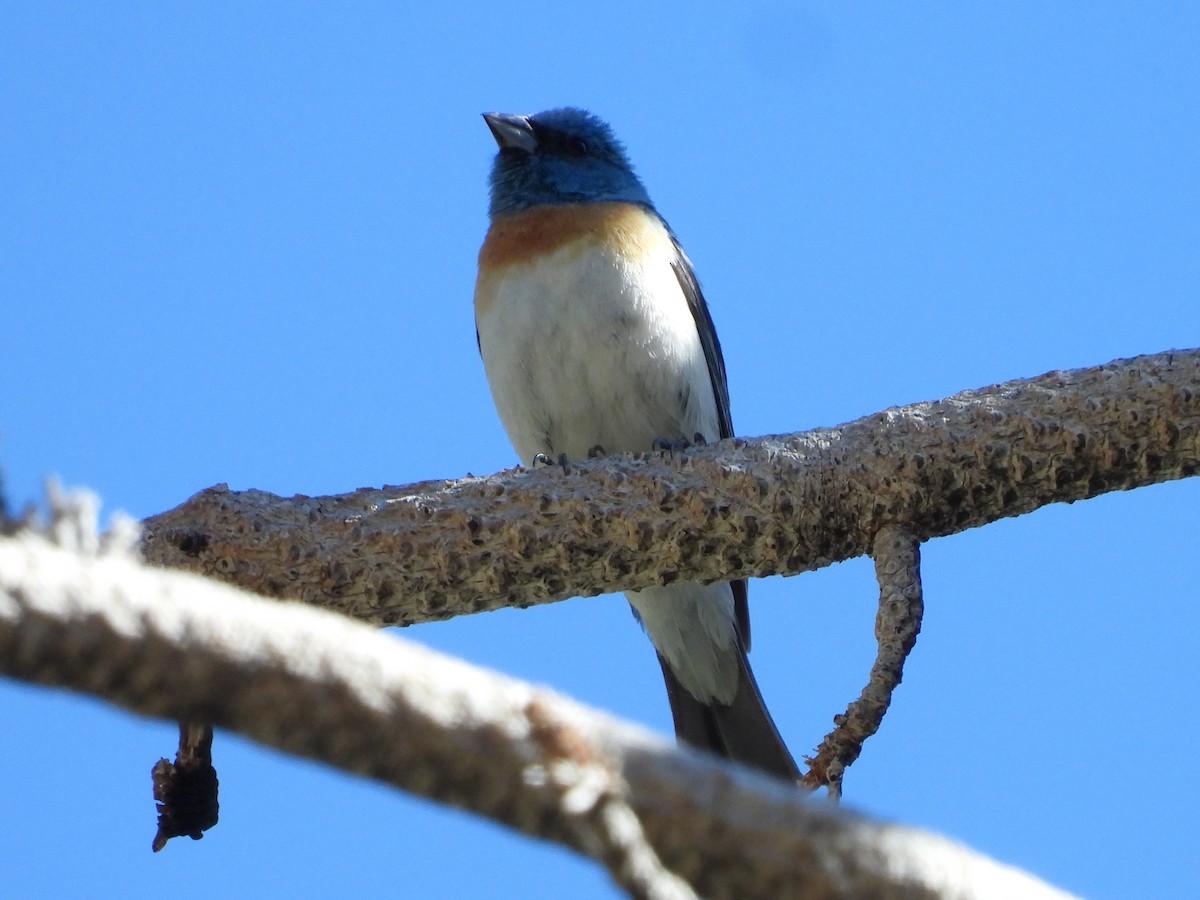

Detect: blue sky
3,4,1197,898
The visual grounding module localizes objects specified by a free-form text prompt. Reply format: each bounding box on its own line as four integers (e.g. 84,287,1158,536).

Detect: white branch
0,513,1074,900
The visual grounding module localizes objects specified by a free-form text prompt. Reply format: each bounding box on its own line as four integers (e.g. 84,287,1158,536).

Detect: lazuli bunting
475,108,798,780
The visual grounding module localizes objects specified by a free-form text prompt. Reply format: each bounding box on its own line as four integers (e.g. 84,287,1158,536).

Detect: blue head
483,108,652,218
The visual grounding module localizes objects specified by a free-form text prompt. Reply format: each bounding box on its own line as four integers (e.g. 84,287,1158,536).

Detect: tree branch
9,349,1193,894
0,519,1074,900
803,525,924,796
140,350,1199,627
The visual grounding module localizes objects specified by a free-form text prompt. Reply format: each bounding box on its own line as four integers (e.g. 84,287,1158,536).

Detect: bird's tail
656,643,800,781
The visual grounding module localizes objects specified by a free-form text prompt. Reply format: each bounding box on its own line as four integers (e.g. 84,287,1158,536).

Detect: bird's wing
669,238,733,442
668,234,751,647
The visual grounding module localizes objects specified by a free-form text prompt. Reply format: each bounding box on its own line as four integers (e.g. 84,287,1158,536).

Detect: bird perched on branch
475,107,798,780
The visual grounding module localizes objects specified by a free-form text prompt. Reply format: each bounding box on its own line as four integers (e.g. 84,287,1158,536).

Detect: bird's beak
483,112,538,153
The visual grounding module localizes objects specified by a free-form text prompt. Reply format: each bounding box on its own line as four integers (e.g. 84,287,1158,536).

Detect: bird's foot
652,436,694,456
531,452,571,473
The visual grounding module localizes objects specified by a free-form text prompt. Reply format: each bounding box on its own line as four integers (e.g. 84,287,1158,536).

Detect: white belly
476,237,720,464
475,226,738,704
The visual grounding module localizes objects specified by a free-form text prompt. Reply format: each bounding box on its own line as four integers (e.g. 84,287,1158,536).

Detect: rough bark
140,350,1199,627
803,525,924,796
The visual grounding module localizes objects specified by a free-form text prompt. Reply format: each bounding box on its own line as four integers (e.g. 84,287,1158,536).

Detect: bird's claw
652,436,694,455
532,452,570,473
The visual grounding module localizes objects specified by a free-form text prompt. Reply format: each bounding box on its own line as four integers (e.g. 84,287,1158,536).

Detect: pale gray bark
1,512,1074,900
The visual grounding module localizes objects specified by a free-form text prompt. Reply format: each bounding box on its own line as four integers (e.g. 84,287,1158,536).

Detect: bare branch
141,350,1199,626
0,525,1075,900
804,526,924,797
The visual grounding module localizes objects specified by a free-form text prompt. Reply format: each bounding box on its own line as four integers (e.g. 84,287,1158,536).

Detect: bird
474,108,799,781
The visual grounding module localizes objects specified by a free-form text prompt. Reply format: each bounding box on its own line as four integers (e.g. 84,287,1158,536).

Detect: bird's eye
568,138,588,157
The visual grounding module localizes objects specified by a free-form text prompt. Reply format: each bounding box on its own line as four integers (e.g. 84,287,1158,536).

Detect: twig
803,526,924,796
